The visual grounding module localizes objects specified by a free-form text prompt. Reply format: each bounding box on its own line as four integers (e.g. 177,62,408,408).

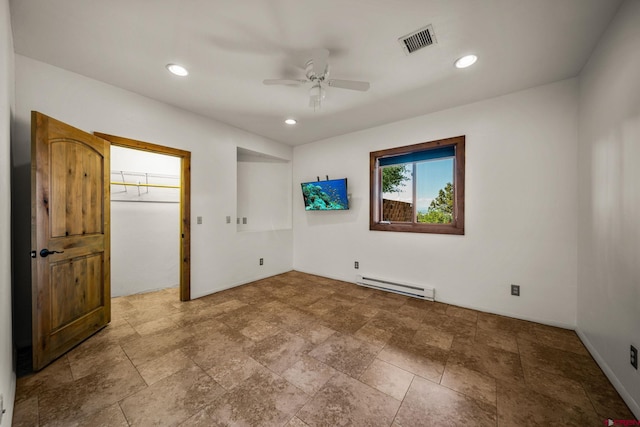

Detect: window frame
369,135,465,235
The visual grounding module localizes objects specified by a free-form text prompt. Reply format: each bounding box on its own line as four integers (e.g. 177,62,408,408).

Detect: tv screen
301,178,349,211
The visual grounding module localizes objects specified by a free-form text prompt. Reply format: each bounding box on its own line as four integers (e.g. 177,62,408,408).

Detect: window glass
370,136,465,235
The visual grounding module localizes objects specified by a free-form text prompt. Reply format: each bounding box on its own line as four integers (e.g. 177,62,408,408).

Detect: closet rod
110,181,180,189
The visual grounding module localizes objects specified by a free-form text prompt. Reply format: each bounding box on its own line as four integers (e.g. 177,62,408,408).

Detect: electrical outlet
511,284,520,296
259,258,263,266
631,345,638,369
354,261,359,269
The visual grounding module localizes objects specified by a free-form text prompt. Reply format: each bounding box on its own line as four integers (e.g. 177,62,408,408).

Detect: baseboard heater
356,275,435,301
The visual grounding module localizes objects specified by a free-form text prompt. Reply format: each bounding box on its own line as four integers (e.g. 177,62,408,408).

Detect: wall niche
237,147,292,232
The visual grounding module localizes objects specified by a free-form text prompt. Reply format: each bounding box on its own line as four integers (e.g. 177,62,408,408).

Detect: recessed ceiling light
166,63,189,76
454,54,478,69
284,119,297,125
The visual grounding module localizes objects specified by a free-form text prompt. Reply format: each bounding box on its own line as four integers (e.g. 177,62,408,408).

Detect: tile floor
12,271,635,426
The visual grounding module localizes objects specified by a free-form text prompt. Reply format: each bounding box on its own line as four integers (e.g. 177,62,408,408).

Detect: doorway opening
96,133,191,301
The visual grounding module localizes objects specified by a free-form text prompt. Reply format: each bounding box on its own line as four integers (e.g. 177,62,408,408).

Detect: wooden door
31,111,111,371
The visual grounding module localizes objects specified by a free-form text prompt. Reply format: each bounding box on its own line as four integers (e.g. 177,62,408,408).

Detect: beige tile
206,351,264,390
518,338,600,383
263,305,315,333
180,318,229,338
38,359,146,426
497,380,600,426
121,328,194,367
75,403,129,426
239,319,281,341
136,348,197,386
412,324,454,351
446,305,479,322
522,365,592,410
14,275,629,427
295,323,336,345
281,355,337,395
120,365,226,427
207,299,249,315
11,395,38,427
214,304,268,330
286,417,310,427
581,371,636,420
477,312,537,342
348,303,380,318
320,308,369,334
204,368,308,426
396,376,496,427
67,336,130,380
437,316,478,344
15,356,74,403
131,316,179,336
474,327,519,353
377,336,448,382
531,323,590,356
353,323,393,351
297,372,400,426
168,305,226,328
359,358,414,400
365,292,408,310
181,329,255,371
441,362,497,407
122,303,180,327
308,332,379,378
92,320,140,345
448,339,524,384
249,330,313,374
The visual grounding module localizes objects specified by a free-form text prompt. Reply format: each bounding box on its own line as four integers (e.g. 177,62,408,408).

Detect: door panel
31,111,111,371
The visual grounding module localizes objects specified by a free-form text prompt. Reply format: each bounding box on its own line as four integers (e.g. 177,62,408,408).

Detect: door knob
40,249,64,258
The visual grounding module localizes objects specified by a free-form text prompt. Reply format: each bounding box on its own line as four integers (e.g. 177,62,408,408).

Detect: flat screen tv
301,178,349,211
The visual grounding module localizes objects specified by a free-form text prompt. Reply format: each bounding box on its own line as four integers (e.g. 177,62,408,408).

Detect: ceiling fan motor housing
305,59,328,82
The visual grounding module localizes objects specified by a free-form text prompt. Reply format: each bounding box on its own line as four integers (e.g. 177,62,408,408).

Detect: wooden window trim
369,135,465,235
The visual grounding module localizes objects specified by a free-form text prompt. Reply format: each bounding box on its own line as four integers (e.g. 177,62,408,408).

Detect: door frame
94,133,192,301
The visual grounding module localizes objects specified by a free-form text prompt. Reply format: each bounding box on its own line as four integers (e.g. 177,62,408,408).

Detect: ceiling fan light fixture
284,118,297,125
166,63,189,76
454,54,478,69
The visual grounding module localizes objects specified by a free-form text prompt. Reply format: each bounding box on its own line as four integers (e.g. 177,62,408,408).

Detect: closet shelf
110,181,180,189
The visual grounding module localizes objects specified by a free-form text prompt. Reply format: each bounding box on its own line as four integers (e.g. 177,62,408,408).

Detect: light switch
197,216,202,224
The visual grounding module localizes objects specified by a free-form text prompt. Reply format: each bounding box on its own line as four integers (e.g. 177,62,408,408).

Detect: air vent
399,24,437,55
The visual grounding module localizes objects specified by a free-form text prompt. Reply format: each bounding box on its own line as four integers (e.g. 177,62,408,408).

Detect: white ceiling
10,0,621,146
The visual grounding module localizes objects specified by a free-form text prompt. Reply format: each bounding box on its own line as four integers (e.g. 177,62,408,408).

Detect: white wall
0,0,14,424
110,146,181,297
237,154,292,233
293,78,579,328
577,0,640,416
11,55,294,346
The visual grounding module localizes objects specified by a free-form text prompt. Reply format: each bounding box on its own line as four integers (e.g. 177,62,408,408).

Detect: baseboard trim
291,268,576,330
576,329,640,418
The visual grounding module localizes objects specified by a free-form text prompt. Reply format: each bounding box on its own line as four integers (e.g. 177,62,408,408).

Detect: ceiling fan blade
311,48,329,76
263,79,307,86
327,79,370,91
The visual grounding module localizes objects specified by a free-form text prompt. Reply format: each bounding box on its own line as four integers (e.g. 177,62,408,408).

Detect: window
370,136,465,234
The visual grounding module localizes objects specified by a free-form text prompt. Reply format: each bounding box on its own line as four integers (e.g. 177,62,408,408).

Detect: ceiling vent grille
399,25,436,54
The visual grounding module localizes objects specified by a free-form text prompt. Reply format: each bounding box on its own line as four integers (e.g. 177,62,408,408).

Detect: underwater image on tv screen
301,178,349,211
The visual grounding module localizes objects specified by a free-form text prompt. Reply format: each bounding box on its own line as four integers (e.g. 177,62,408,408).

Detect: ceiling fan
263,48,370,110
